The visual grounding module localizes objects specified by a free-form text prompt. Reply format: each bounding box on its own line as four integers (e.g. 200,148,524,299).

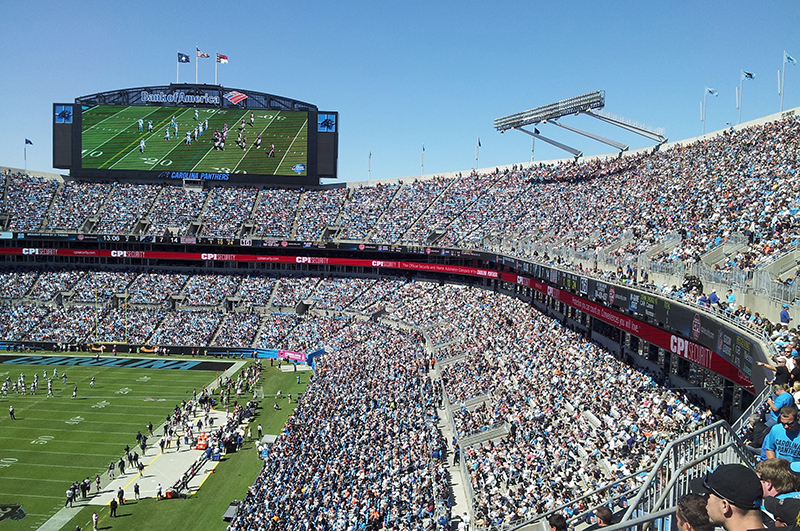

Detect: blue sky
1,0,798,182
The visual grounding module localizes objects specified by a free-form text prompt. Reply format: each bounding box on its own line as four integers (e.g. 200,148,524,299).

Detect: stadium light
493,91,605,132
495,91,666,159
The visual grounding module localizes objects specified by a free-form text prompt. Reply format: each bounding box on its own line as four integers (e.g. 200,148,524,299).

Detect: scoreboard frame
53,84,338,187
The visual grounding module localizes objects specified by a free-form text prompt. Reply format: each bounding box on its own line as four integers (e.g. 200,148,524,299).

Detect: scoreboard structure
53,84,338,187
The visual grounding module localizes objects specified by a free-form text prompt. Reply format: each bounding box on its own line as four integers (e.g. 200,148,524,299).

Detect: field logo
0,504,26,522
292,164,306,174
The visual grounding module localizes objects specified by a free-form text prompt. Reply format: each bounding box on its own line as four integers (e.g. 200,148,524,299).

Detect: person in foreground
691,464,763,531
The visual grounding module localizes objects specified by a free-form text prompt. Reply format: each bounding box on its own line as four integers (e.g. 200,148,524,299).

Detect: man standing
92,511,98,531
9,405,15,420
726,290,736,307
117,487,124,506
764,407,800,462
759,359,791,386
109,498,117,517
691,464,763,531
782,304,793,325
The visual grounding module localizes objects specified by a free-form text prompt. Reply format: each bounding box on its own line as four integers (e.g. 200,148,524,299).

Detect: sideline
37,360,249,531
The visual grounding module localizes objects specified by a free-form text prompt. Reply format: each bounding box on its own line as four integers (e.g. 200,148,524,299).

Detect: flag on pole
25,139,33,145
787,53,797,66
178,52,190,63
477,137,481,147
422,145,425,152
216,53,228,64
706,87,718,96
743,71,755,80
197,48,210,58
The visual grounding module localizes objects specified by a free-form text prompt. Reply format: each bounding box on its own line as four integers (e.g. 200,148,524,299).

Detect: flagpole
702,88,708,135
24,144,27,174
215,52,218,85
177,51,180,84
738,70,743,124
196,46,199,84
421,146,424,177
782,51,787,111
701,99,704,135
368,151,371,180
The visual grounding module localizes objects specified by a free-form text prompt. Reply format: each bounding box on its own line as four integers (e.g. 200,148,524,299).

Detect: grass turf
80,105,308,175
0,354,307,531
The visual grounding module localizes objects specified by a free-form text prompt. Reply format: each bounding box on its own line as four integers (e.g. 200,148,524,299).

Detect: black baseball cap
690,464,762,510
765,497,800,526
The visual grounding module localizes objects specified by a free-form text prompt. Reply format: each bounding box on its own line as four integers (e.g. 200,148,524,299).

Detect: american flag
196,48,210,58
224,91,248,104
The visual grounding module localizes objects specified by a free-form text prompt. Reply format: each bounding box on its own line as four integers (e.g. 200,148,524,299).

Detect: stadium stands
2,111,799,530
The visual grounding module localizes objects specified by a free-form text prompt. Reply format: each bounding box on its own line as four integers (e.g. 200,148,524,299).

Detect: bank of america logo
223,91,248,104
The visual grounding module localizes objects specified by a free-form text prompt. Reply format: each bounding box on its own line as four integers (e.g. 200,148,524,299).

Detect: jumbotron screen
80,105,309,176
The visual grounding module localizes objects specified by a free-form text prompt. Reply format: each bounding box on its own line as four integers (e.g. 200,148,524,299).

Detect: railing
620,421,755,521
731,384,772,435
752,269,799,304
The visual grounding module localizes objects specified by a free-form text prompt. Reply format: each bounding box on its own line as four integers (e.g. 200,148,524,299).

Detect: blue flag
25,139,33,145
178,52,190,63
743,71,755,80
707,88,718,96
787,53,797,66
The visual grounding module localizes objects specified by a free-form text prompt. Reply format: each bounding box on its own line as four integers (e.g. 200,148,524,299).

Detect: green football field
80,105,308,176
0,354,308,531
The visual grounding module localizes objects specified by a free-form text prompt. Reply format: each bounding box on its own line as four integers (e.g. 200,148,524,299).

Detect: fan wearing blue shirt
765,407,800,462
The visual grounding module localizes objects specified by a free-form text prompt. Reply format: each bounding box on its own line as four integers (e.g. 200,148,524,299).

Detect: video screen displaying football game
79,105,308,176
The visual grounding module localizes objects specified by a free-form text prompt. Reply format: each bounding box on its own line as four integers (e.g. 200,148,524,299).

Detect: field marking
227,112,280,174
274,118,308,175
0,447,130,457
180,108,251,172
82,107,163,166
108,107,199,170
139,107,224,171
82,106,158,134
0,476,77,483
0,492,61,499
0,359,244,527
